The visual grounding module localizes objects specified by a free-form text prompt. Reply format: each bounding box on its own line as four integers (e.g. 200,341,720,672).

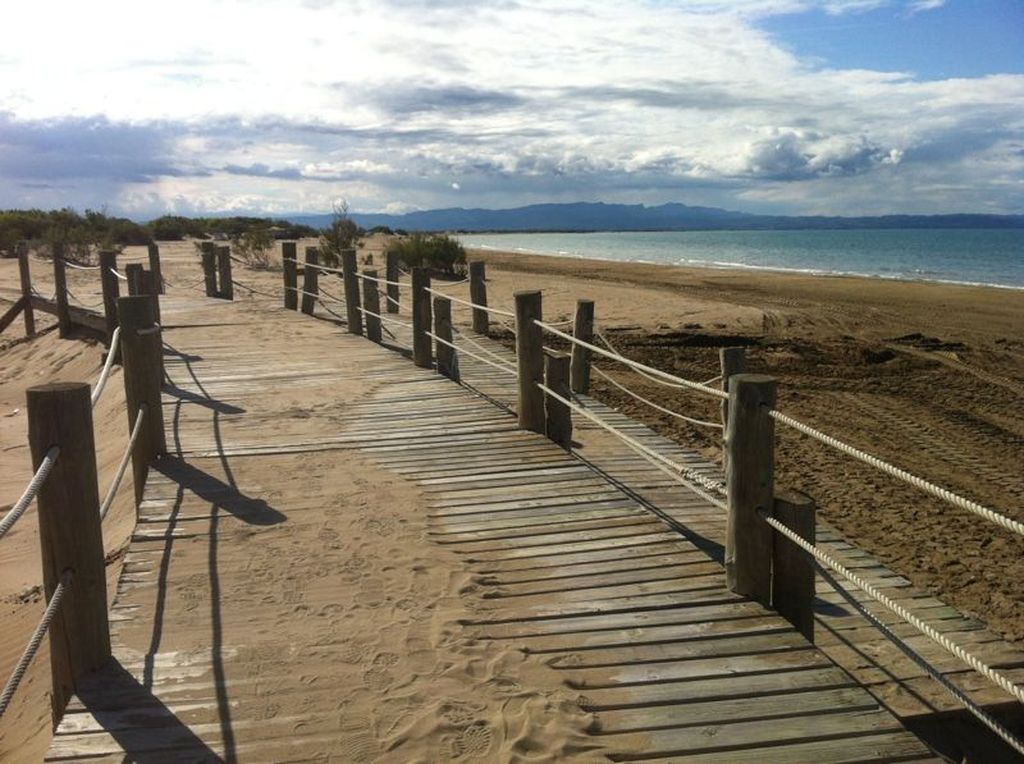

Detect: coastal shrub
318,201,362,267
0,208,147,259
385,233,466,277
231,228,275,270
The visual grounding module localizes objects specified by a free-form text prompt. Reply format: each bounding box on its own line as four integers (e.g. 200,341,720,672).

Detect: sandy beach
1,240,1021,759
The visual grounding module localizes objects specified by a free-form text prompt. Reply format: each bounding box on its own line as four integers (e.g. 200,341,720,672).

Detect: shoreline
466,242,1024,292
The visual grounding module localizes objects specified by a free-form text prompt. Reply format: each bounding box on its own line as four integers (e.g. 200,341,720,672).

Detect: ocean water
457,229,1024,290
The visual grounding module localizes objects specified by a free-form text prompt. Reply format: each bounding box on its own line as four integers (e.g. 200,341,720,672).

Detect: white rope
592,366,723,429
63,261,100,271
357,271,403,288
816,559,1024,755
767,408,1024,538
357,305,413,330
100,407,145,521
540,323,727,401
0,570,71,718
537,382,728,506
137,323,161,336
702,374,722,386
231,280,278,299
108,267,128,281
306,261,347,277
0,446,60,540
595,329,723,395
426,289,515,318
91,326,121,407
450,327,517,370
426,331,520,377
762,510,1024,705
430,277,469,289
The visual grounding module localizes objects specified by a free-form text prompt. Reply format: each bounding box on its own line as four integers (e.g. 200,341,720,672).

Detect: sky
0,0,1021,219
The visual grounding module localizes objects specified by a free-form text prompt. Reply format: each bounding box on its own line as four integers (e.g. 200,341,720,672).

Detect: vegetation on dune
318,201,361,267
145,215,317,241
385,232,467,276
0,208,151,263
231,228,276,270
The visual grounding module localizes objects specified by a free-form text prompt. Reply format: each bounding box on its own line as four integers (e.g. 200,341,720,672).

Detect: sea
456,229,1024,290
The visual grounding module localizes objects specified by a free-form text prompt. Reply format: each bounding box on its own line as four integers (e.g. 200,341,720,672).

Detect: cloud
0,0,1019,216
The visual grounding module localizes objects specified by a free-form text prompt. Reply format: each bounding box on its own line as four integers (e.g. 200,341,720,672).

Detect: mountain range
287,202,1024,232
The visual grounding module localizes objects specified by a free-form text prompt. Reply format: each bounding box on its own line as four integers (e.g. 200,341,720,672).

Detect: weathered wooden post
125,263,144,297
301,247,319,316
52,244,72,337
142,270,161,325
515,291,545,434
725,373,777,606
385,251,400,314
341,248,363,335
17,241,35,336
412,268,432,369
216,246,233,300
200,242,217,297
282,242,298,311
147,242,164,294
434,295,458,381
363,269,382,343
469,261,489,334
118,295,167,504
27,382,111,723
569,299,594,394
771,491,816,643
98,251,121,364
544,349,572,449
720,347,747,472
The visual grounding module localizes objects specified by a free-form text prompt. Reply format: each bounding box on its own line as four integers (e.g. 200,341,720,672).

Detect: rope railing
762,508,1024,707
355,271,403,288
596,329,722,394
99,406,145,521
90,326,121,406
65,287,104,309
108,267,128,281
0,446,60,541
767,408,1024,538
430,277,469,289
0,570,72,718
537,381,728,507
538,322,727,400
137,323,162,337
426,331,519,377
591,365,723,429
62,261,101,271
451,327,517,371
425,289,515,318
231,280,279,299
817,563,1024,755
357,305,413,331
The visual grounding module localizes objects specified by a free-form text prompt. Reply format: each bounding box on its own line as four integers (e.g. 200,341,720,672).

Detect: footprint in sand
363,666,393,691
373,652,399,667
439,700,485,725
448,721,494,759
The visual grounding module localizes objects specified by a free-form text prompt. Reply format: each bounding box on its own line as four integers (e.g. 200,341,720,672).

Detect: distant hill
287,202,1024,233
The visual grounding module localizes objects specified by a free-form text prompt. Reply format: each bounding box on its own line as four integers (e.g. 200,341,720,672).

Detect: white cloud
0,0,1019,216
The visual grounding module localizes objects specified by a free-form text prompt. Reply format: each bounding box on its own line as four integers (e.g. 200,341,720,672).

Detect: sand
1,237,1021,759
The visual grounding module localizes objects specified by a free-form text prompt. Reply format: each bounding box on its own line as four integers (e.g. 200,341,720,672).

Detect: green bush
231,228,276,270
385,233,466,276
0,208,146,261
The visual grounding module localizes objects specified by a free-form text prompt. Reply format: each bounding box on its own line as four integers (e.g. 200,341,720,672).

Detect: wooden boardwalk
41,285,1016,761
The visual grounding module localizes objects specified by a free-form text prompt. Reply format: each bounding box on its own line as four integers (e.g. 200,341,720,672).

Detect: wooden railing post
143,269,161,325
515,290,545,434
125,263,144,297
720,347,747,472
363,269,382,343
411,268,432,369
282,242,298,310
341,248,363,335
216,245,233,300
26,382,111,723
772,491,816,643
52,244,72,337
385,251,400,314
200,242,217,297
17,241,35,336
301,247,319,316
725,373,777,605
469,261,489,334
118,295,167,505
570,299,594,394
544,349,572,449
147,242,164,294
434,295,458,381
98,251,121,364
